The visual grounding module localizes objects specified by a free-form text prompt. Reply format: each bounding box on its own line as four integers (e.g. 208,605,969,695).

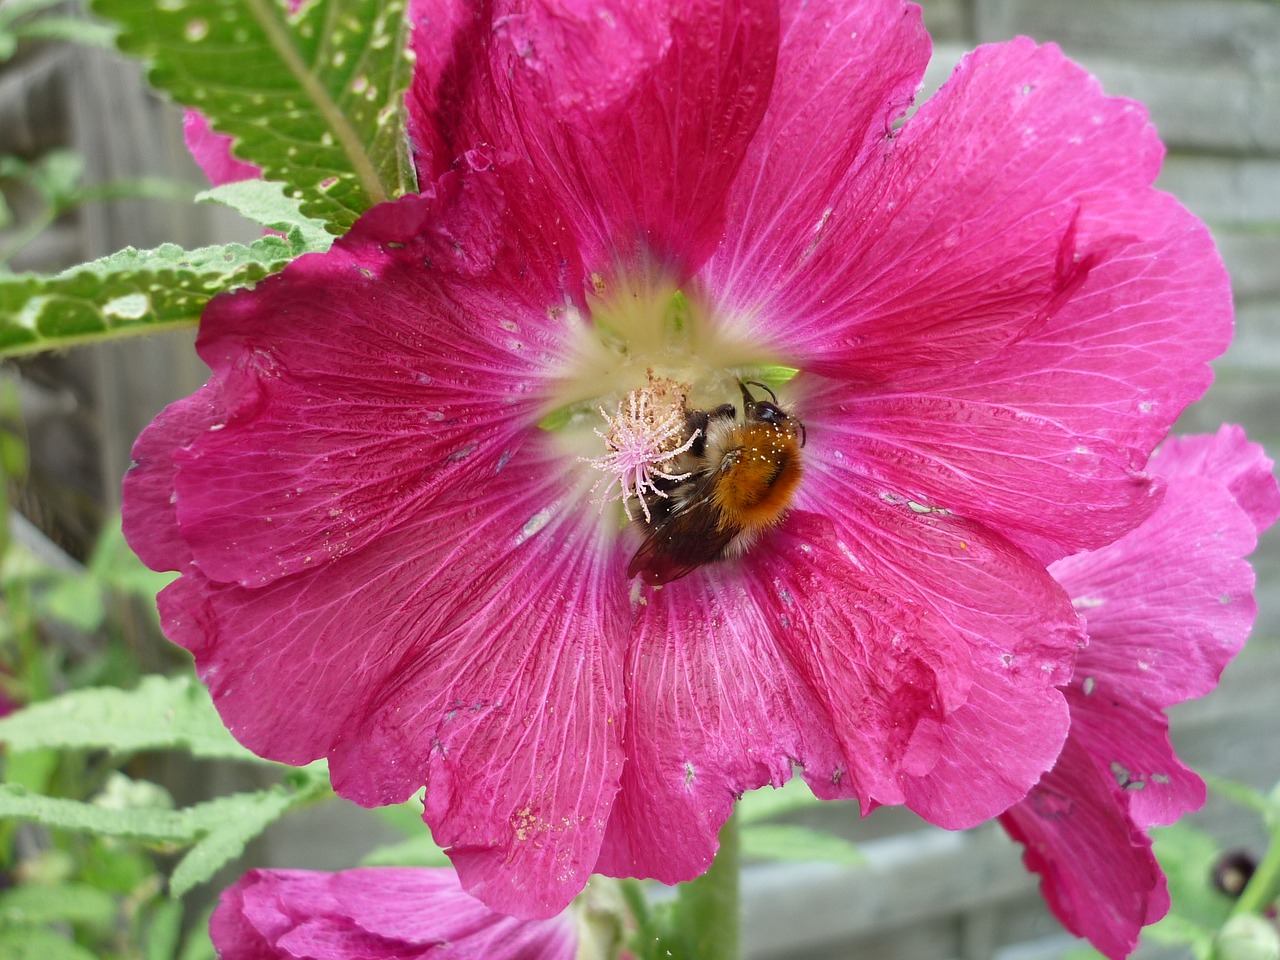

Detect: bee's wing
627,475,736,586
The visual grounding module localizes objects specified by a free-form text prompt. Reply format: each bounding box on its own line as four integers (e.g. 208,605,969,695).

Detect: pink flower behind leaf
124,0,1234,917
183,111,261,186
211,867,576,959
1001,425,1280,960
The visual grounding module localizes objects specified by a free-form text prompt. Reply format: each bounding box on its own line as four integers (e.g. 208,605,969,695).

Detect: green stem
668,811,740,960
1233,824,1280,916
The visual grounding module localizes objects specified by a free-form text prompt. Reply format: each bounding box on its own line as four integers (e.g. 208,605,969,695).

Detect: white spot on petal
514,509,552,545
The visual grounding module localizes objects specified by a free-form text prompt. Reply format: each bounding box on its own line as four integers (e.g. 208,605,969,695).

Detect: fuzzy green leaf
740,824,866,866
197,179,333,251
94,0,416,233
170,788,297,896
0,234,301,357
0,674,262,762
0,784,201,843
0,783,314,855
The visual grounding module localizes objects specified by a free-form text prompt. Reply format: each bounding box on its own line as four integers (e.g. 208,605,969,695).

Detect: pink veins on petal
1000,426,1280,960
211,867,577,959
123,0,1237,920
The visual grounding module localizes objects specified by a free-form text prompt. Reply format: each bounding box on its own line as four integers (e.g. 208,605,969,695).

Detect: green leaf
372,788,426,835
1151,822,1235,939
737,777,824,824
83,837,156,894
146,898,185,960
170,787,296,896
0,674,263,762
0,234,300,358
0,882,118,930
38,572,106,632
0,782,319,868
94,0,417,233
0,784,201,843
361,832,451,868
0,927,98,960
87,515,176,601
740,824,865,866
197,180,333,252
1061,949,1108,960
179,907,217,960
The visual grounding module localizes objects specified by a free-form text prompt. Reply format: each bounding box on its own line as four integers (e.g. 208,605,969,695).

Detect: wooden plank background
2,1,1277,957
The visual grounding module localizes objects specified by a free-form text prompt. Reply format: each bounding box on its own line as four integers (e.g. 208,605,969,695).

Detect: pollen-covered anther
583,375,699,522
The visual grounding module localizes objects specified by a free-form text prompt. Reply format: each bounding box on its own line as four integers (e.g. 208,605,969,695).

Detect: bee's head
738,380,806,447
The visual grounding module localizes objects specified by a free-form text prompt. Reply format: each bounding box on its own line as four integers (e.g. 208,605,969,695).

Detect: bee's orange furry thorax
710,422,804,534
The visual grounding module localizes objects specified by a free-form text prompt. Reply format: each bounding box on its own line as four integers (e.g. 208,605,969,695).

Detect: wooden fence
2,1,1277,957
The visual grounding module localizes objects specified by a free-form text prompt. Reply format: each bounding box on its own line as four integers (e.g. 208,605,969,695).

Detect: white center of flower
583,374,701,521
548,271,798,534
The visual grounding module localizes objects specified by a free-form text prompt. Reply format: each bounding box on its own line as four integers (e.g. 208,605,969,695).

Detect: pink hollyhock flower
1001,425,1280,959
123,0,1233,917
211,867,576,959
183,111,261,186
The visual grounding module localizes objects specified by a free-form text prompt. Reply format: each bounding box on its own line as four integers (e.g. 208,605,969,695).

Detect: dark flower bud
1213,849,1260,899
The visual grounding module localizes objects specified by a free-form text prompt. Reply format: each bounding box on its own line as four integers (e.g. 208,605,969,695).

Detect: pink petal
183,110,261,186
143,163,583,589
327,515,629,919
793,165,1231,566
121,379,224,572
405,0,472,180
714,39,1188,381
1150,425,1280,535
703,0,929,310
598,491,1082,883
999,734,1166,960
409,0,780,275
211,867,577,959
800,372,1160,566
1051,474,1259,718
595,531,847,882
923,188,1230,519
798,470,1082,827
1000,431,1276,956
1062,685,1205,832
1049,473,1261,827
164,442,627,920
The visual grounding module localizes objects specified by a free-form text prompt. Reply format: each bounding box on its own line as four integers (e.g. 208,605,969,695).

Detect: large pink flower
124,0,1232,917
211,867,576,959
1001,426,1280,959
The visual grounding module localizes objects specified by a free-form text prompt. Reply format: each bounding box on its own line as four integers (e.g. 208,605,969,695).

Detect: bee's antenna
738,379,778,404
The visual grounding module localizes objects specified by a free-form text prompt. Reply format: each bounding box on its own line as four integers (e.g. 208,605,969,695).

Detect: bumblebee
628,380,806,585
